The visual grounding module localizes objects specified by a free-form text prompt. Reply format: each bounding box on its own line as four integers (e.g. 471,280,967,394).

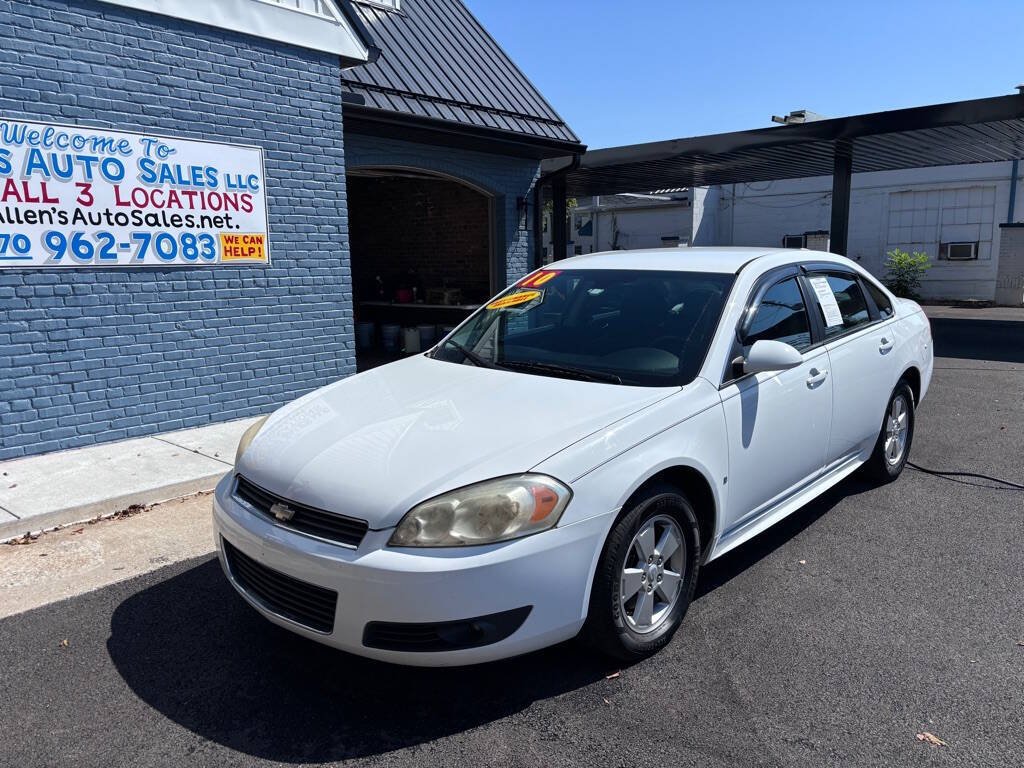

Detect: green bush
883,248,930,298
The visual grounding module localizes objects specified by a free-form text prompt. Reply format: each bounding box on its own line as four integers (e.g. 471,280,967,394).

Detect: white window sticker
809,276,844,327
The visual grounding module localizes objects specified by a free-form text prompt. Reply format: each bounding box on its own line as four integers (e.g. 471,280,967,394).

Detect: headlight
235,415,269,464
389,474,572,547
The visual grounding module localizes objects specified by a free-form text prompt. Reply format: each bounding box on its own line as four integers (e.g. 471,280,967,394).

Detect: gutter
344,104,585,158
532,154,581,270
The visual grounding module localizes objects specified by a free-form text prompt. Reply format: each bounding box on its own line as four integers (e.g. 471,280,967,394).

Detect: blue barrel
356,322,374,350
380,324,401,353
418,324,437,349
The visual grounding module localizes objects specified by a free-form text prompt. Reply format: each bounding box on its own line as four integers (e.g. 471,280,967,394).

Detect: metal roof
546,93,1024,197
340,0,581,150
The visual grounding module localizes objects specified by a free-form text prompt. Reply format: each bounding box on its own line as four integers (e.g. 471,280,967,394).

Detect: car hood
236,354,675,529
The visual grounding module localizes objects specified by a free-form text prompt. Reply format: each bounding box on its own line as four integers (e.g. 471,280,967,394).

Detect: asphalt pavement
1,315,1021,768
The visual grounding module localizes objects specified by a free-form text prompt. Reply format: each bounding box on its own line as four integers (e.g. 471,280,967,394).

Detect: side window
864,279,894,319
812,273,872,339
743,277,811,353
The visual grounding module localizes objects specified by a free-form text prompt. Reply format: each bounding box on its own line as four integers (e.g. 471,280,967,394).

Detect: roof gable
342,0,580,146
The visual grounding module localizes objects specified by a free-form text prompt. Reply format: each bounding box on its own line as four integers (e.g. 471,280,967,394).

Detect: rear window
810,273,872,339
432,269,735,387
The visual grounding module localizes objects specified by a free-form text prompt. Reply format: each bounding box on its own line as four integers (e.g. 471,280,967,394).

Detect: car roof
552,246,849,274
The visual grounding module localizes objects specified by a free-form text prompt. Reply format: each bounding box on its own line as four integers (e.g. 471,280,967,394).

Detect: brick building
0,0,582,459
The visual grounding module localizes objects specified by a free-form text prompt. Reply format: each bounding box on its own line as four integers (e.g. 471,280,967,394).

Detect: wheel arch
619,463,719,563
577,460,720,638
899,365,921,404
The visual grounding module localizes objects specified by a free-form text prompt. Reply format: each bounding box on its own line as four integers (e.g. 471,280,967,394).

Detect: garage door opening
347,168,495,371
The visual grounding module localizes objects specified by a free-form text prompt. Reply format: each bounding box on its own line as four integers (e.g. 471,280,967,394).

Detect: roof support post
829,140,853,256
1007,158,1019,223
552,175,568,262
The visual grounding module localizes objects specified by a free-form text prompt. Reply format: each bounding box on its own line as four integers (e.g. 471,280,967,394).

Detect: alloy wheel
619,514,686,634
884,394,910,466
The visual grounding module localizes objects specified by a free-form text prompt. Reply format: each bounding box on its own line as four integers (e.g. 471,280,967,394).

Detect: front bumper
211,473,610,666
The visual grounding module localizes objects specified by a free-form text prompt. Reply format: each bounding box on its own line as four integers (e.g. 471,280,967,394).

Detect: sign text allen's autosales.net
0,118,269,268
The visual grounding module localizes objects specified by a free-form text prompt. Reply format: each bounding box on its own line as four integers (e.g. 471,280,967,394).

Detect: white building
697,161,1021,301
568,190,692,254
548,159,1022,302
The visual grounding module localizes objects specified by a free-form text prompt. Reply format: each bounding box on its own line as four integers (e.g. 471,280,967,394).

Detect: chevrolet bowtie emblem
269,502,296,522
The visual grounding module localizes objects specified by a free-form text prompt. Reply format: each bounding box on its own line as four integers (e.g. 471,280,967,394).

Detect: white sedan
213,247,933,665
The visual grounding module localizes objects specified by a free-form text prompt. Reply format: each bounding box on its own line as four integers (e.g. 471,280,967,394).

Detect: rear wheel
863,382,915,482
581,483,700,661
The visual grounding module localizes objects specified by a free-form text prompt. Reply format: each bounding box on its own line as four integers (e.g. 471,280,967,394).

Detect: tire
581,482,701,661
862,381,915,483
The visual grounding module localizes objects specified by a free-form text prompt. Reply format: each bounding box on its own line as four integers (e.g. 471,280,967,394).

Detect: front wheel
863,382,915,482
581,484,700,661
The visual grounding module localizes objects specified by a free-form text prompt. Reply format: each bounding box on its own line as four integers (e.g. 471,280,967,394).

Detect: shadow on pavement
108,560,612,763
696,475,873,598
929,316,1024,364
107,475,869,763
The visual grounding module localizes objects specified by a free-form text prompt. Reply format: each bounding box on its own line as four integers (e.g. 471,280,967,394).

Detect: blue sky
466,0,1023,149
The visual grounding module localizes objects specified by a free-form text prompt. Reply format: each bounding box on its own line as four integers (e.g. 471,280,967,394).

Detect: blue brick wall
0,0,353,459
344,134,540,285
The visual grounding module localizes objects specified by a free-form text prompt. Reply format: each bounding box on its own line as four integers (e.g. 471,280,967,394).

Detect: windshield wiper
439,339,502,369
437,343,621,384
497,360,622,384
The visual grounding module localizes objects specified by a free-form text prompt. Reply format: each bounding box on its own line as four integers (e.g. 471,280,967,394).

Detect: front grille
223,539,337,633
234,475,368,548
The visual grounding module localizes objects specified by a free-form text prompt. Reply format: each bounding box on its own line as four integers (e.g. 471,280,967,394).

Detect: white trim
252,0,344,23
354,0,401,10
96,0,371,59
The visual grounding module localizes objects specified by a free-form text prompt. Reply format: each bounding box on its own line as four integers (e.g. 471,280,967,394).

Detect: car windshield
431,268,735,386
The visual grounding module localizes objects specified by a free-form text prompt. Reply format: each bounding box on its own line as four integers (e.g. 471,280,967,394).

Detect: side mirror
743,339,803,375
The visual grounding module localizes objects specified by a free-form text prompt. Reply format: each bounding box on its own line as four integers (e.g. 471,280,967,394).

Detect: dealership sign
0,119,269,267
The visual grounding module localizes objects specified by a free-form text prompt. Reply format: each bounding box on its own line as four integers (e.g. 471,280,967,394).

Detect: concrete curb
0,416,259,544
0,471,225,543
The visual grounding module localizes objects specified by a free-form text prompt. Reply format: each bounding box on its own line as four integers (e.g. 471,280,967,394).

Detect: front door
719,275,833,540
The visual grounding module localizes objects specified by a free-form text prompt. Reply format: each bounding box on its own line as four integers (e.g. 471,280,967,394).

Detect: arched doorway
347,167,497,370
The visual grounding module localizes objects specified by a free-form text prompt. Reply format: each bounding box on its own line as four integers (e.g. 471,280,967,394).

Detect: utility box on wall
805,230,830,252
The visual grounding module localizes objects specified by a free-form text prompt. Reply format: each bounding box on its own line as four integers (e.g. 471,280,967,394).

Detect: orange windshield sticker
531,271,558,286
487,290,541,310
519,270,559,287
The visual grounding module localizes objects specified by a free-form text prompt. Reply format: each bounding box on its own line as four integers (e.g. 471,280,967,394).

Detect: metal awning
538,93,1024,260
547,93,1024,194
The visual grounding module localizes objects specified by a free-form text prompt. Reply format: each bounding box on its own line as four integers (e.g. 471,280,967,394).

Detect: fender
550,403,728,618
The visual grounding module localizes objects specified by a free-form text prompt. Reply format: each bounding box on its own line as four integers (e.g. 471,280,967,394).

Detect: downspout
1008,158,1019,223
532,154,581,270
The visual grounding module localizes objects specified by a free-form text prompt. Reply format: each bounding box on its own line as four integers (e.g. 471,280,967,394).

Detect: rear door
803,268,895,467
719,270,832,537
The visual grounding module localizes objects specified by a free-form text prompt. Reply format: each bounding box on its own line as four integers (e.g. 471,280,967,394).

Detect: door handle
806,368,829,388
879,336,894,354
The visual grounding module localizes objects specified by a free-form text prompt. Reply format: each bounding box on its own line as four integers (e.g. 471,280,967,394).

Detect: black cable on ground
907,462,1024,492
